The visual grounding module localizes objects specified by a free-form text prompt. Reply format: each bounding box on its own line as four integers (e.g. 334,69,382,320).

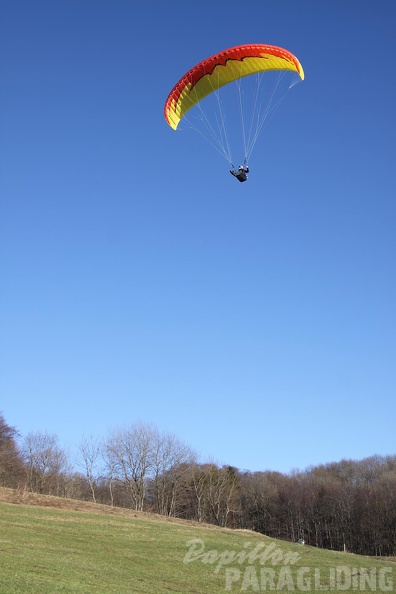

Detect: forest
1,413,395,557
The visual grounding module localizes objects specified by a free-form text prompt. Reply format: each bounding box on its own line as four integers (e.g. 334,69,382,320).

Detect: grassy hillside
0,488,394,593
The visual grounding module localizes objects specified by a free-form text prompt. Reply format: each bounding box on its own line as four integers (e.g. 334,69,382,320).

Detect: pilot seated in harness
230,164,249,182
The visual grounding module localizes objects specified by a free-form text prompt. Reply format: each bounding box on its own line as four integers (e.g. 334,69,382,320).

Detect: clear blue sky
1,0,395,474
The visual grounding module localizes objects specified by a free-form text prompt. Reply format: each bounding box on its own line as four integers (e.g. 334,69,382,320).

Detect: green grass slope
0,488,394,593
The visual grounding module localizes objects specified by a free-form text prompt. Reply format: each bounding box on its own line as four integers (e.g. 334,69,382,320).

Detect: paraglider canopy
164,44,304,131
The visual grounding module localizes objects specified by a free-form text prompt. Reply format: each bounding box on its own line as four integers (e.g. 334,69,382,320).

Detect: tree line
1,412,395,557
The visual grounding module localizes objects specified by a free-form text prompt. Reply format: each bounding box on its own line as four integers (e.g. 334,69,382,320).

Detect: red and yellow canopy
164,44,304,130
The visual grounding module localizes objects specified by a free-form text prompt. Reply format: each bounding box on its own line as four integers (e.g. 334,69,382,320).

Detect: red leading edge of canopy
164,44,302,124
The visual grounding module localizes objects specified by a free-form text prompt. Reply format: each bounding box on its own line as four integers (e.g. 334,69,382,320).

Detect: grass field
0,488,394,593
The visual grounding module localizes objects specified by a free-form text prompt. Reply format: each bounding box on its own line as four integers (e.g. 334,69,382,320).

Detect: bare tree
188,462,209,522
101,445,117,506
183,463,241,526
150,431,196,516
104,422,156,511
204,464,241,527
0,413,25,487
22,431,70,495
77,435,102,503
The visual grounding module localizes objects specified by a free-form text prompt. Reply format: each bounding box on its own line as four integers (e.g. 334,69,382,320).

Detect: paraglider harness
230,160,249,182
